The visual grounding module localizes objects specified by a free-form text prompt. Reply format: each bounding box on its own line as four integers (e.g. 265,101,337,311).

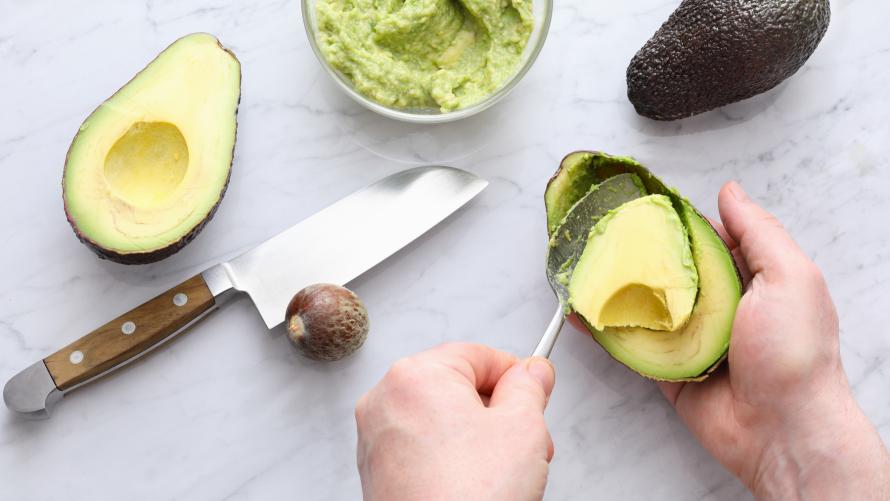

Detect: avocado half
63,33,241,264
545,151,742,382
627,0,830,120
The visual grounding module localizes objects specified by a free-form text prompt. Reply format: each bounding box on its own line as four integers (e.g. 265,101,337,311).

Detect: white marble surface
1,0,888,499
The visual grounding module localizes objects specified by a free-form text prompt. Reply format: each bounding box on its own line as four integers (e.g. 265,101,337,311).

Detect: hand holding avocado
355,184,890,500
657,182,890,499
545,152,742,381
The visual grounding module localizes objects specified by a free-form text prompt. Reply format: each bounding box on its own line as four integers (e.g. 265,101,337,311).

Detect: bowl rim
301,0,554,124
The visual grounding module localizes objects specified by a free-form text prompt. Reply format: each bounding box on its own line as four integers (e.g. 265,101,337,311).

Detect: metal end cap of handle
3,361,62,419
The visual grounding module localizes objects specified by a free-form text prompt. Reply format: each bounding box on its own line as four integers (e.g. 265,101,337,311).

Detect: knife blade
3,166,487,419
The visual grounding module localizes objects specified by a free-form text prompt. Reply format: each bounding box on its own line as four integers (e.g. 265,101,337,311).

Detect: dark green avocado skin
627,0,831,121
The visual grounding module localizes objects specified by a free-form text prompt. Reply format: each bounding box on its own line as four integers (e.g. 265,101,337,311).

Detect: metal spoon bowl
533,174,645,357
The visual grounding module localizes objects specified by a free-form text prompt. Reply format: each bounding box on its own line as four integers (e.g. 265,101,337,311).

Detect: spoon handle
533,307,565,358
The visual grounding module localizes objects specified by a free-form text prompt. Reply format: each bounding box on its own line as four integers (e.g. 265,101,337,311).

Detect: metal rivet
121,321,136,335
173,293,188,307
69,350,84,364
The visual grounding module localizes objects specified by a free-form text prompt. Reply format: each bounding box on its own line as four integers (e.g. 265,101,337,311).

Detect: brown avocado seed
286,284,369,361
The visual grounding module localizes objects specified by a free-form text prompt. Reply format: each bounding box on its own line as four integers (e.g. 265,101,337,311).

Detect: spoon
533,173,645,357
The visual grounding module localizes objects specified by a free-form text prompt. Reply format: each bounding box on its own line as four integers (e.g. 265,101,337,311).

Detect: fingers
718,182,810,283
656,381,686,407
426,342,520,395
566,313,586,333
379,344,556,416
488,357,556,414
666,369,741,455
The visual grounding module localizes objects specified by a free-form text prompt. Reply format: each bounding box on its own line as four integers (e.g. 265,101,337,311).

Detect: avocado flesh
568,195,699,332
545,152,672,236
545,152,608,234
63,33,241,264
546,173,647,312
546,151,742,381
587,201,741,380
626,0,830,120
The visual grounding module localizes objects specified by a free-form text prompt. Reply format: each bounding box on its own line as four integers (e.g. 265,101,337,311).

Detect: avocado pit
286,284,370,362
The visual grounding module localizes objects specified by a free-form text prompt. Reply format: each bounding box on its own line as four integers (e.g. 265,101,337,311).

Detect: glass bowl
301,0,553,124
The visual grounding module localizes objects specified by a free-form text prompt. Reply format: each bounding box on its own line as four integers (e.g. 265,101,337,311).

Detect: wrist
752,392,890,500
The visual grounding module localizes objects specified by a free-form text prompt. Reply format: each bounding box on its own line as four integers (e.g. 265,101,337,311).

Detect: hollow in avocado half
63,33,241,264
545,151,742,381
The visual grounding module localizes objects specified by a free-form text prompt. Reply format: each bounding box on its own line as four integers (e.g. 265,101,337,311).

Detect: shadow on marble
0,323,199,424
557,322,748,498
1,406,59,440
561,322,656,397
628,81,790,138
314,72,513,166
86,239,221,288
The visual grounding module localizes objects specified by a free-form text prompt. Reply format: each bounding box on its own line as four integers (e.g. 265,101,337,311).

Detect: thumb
718,181,810,282
488,357,555,413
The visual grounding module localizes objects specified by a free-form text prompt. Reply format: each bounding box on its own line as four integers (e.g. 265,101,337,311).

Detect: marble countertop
1,1,888,499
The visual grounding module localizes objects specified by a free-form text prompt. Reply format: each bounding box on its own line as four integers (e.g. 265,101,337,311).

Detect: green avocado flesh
545,153,607,234
316,0,533,112
546,151,742,381
569,195,699,332
63,33,241,264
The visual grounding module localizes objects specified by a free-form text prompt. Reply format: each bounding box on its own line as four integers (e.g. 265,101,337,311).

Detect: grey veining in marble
1,0,888,499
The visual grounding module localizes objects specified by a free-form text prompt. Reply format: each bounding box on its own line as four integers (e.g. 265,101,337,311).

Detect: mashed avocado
316,0,534,112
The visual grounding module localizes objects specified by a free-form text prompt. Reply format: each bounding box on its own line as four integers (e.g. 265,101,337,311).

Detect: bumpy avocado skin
627,0,831,121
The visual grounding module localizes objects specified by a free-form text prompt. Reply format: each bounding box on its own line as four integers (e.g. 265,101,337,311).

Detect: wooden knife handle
44,274,216,391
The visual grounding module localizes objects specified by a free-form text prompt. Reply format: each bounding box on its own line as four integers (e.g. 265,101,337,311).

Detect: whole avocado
626,0,830,120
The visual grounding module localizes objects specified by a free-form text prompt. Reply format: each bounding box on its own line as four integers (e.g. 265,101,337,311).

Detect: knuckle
507,414,553,458
759,213,785,231
797,259,826,286
384,357,422,388
388,357,416,376
354,394,369,423
431,341,472,357
544,430,555,461
435,341,462,351
517,380,548,405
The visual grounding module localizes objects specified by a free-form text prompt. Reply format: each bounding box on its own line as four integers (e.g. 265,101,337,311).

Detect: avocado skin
64,185,228,265
575,314,726,382
627,0,830,121
62,36,241,265
546,151,674,234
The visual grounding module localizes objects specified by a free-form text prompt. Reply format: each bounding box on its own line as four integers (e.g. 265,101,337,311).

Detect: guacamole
316,0,534,112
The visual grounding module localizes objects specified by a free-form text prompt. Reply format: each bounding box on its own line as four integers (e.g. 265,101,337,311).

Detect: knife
4,166,487,419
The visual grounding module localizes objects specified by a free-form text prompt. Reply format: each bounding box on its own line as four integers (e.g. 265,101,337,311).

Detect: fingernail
527,357,555,396
728,181,750,202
